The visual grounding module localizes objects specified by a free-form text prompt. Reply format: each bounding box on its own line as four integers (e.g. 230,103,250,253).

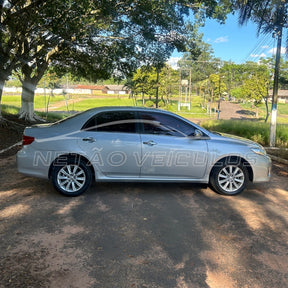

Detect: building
269,90,288,103
73,85,108,95
74,84,129,95
105,85,130,95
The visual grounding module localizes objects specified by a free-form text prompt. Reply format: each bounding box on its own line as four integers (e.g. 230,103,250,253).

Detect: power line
244,34,271,61
242,33,274,62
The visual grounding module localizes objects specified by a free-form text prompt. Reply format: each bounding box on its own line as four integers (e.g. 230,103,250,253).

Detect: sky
168,13,287,68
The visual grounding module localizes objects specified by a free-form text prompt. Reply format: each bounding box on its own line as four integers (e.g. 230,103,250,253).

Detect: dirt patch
1,103,288,287
0,155,288,287
219,101,256,120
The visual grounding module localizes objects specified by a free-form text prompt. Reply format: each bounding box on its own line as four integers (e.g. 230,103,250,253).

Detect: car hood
210,131,263,148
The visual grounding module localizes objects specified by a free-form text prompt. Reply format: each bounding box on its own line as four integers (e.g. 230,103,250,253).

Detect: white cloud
268,47,286,54
261,45,270,49
167,57,181,70
214,36,229,43
251,53,266,58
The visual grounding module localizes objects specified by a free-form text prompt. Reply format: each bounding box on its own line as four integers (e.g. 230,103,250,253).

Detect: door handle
82,137,96,143
143,140,157,146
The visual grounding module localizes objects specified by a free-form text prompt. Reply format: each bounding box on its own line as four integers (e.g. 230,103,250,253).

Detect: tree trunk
19,80,42,122
0,79,4,119
0,79,7,126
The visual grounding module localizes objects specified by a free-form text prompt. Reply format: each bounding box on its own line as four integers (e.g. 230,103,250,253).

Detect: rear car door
138,111,208,179
78,110,141,178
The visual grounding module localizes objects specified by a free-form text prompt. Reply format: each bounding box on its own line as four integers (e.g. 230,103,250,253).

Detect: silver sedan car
17,107,271,196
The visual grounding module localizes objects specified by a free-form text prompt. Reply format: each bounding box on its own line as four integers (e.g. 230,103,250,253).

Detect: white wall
3,87,92,95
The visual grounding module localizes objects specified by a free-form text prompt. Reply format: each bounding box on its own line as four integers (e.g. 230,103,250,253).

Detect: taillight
22,135,35,145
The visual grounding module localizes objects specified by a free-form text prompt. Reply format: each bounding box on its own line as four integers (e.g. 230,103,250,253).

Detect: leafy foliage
129,64,178,105
235,0,288,37
0,0,233,120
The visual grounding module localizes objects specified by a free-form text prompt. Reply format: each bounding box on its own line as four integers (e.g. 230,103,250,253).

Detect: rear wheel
210,161,248,196
51,157,92,196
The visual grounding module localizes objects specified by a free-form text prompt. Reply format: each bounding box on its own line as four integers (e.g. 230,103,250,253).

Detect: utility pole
217,75,221,120
269,3,284,147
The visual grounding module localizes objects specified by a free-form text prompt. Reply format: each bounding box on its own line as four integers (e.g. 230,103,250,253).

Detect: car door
138,111,208,179
78,110,141,178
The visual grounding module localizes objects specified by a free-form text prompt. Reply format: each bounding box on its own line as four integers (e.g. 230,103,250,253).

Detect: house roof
269,89,288,97
74,85,106,90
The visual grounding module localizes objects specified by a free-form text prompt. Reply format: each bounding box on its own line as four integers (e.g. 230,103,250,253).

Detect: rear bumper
17,148,50,179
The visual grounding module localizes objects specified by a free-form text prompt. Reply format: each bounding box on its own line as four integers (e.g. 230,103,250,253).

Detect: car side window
82,111,136,133
139,112,195,137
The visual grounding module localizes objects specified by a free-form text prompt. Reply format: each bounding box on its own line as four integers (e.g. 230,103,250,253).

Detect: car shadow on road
1,164,288,287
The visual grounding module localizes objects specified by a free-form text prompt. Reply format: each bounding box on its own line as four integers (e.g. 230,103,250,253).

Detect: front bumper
252,155,272,183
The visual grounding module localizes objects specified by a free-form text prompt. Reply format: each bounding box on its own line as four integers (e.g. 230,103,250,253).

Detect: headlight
251,146,266,156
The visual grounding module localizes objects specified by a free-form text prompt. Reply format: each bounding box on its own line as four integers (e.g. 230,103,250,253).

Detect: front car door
138,111,209,180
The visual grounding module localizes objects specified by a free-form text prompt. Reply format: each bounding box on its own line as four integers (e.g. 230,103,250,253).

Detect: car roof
65,106,179,121
53,106,208,134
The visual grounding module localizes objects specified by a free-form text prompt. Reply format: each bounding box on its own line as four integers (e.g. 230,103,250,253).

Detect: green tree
1,0,232,121
209,74,227,98
130,64,178,106
178,40,221,84
241,64,271,121
220,61,248,95
0,0,49,120
235,0,288,43
279,60,288,89
230,87,244,101
159,66,179,104
234,0,288,145
131,66,154,104
261,57,288,89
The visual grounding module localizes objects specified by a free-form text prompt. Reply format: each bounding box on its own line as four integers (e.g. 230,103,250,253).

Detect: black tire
210,160,248,196
51,157,92,196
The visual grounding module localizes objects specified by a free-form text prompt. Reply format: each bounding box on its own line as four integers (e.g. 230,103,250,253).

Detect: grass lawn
54,97,136,111
241,102,288,124
202,119,288,148
2,94,288,148
2,94,66,110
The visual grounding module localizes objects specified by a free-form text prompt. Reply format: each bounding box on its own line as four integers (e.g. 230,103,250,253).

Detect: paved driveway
0,155,288,288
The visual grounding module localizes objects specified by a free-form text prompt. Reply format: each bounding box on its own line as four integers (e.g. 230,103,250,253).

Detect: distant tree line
128,48,288,122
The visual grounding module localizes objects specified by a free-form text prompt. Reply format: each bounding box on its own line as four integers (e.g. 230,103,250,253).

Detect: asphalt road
0,156,288,288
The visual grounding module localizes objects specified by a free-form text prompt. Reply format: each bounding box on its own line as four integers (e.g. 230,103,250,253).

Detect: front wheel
210,162,248,196
51,157,92,196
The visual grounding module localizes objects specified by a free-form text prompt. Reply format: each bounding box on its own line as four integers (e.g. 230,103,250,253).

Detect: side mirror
192,129,203,138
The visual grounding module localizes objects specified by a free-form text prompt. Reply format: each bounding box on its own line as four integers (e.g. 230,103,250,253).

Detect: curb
265,147,288,165
268,154,288,165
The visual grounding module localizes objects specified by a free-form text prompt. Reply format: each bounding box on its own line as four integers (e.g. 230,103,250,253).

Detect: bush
158,100,165,107
201,119,288,148
166,104,174,111
276,124,288,147
145,100,154,107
